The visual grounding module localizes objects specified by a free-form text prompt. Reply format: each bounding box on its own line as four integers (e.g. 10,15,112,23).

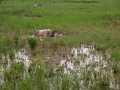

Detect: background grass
0,0,120,60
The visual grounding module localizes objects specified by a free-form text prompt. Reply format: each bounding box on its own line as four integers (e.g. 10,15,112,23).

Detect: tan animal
34,29,54,40
34,29,63,40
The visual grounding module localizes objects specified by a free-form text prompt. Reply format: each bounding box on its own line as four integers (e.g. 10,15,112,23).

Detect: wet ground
0,49,31,84
0,44,120,89
1,49,31,70
44,44,120,89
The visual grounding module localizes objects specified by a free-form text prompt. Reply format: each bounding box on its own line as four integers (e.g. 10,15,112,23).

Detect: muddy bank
25,15,43,19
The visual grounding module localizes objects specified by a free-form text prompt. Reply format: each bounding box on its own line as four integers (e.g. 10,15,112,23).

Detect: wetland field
0,0,120,89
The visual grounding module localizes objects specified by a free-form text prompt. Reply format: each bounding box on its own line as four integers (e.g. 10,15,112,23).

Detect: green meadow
0,0,120,89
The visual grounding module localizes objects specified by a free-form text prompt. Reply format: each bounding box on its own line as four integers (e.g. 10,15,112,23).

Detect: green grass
28,38,37,50
14,35,19,47
0,0,120,89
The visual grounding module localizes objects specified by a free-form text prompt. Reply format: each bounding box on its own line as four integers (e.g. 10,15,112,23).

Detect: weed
9,50,15,60
28,38,37,50
74,59,80,65
62,74,71,90
14,35,19,47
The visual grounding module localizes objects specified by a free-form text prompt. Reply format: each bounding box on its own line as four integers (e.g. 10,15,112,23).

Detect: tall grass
0,60,117,90
28,38,37,50
14,35,19,47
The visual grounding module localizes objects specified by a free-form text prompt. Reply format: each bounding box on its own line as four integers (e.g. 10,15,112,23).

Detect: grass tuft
28,38,37,50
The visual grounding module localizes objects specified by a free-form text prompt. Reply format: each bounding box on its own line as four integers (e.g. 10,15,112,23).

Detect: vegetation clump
28,38,37,50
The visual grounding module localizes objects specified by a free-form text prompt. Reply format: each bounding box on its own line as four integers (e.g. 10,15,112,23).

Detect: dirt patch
25,15,43,19
72,7,85,10
33,4,42,7
43,46,69,67
70,1,99,3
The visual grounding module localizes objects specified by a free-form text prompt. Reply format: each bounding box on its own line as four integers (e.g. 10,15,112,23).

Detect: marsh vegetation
0,0,120,89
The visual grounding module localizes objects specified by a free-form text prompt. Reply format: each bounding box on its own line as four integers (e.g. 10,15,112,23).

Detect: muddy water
1,49,31,70
60,45,107,73
0,44,119,89
44,44,119,89
0,49,31,84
